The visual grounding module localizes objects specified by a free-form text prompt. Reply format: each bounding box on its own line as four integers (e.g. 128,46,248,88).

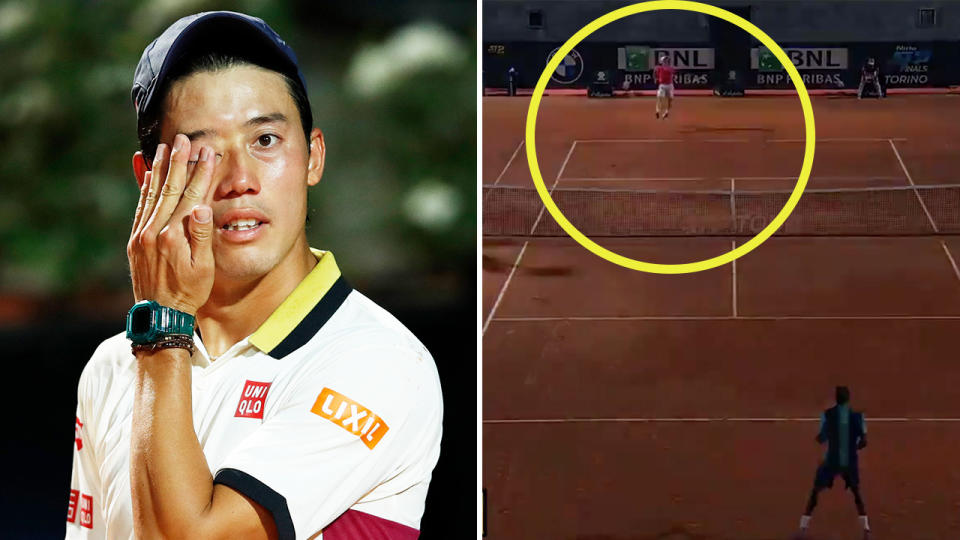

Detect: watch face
130,305,153,335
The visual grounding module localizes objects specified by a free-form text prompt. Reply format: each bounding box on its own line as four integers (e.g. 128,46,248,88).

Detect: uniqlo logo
74,417,83,450
79,493,93,529
235,380,271,419
310,388,389,450
67,489,79,523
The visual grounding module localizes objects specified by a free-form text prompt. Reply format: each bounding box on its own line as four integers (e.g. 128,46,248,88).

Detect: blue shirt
820,405,867,467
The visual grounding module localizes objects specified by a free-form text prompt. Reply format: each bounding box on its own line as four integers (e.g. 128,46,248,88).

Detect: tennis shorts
814,462,860,490
657,84,674,98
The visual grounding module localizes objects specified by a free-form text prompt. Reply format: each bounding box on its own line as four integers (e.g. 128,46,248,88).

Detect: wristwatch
126,300,196,345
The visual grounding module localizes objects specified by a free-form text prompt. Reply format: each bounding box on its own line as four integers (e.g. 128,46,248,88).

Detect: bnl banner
616,47,715,89
750,45,944,89
751,47,849,88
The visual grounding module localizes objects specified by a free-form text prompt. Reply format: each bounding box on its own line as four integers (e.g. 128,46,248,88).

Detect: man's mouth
215,210,270,242
222,218,263,231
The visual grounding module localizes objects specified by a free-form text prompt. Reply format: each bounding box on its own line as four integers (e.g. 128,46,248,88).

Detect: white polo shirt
66,250,443,539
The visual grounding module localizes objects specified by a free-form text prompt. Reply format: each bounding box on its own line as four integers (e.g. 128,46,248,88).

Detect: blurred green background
0,0,476,536
0,0,475,312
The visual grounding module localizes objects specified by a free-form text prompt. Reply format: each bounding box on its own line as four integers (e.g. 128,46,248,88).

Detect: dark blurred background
0,0,475,537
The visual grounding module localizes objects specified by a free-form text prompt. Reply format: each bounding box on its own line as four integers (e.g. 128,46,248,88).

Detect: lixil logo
311,388,389,449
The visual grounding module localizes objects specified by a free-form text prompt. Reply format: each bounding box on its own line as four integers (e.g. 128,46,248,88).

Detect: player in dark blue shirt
796,386,870,539
857,57,883,99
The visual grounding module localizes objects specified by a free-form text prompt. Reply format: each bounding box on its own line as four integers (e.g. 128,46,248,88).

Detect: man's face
158,65,322,283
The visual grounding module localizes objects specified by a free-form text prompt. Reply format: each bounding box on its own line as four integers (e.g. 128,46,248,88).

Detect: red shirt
654,65,674,85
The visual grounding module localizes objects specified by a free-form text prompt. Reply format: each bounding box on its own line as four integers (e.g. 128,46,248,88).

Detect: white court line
492,315,960,322
729,178,737,236
484,417,960,424
889,138,939,233
528,184,959,195
491,140,523,187
769,137,908,143
941,240,960,283
731,239,738,318
562,176,715,182
482,242,528,336
576,138,683,143
483,140,524,203
574,137,908,144
529,141,578,234
733,175,904,181
557,176,906,183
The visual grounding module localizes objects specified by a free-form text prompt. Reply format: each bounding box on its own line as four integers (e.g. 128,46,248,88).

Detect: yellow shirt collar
249,249,352,358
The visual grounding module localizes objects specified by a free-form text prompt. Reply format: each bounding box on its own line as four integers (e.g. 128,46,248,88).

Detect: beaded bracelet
131,335,196,356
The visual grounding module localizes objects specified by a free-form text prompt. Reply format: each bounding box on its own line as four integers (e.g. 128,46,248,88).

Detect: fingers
137,133,218,264
186,148,200,180
132,170,152,234
172,144,216,223
188,205,215,267
143,134,190,235
138,144,169,234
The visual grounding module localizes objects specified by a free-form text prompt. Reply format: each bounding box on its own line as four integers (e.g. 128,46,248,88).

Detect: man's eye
257,134,278,147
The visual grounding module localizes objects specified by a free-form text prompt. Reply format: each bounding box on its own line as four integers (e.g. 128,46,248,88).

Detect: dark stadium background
0,1,475,537
483,0,959,92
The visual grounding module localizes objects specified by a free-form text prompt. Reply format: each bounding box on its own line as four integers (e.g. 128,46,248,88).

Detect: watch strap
156,304,196,336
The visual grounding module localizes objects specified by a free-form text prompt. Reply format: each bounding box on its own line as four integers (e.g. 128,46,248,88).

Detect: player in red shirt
654,54,675,119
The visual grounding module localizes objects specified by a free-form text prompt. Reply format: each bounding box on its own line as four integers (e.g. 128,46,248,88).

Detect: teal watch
125,300,196,345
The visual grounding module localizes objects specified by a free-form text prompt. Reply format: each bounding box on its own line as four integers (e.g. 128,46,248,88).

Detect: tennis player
66,11,442,539
857,57,883,99
654,54,675,119
796,386,870,540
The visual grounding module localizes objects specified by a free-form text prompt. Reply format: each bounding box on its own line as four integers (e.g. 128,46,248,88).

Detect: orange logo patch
311,388,389,449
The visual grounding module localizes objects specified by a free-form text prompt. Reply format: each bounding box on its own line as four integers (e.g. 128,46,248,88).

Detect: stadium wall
483,1,960,43
483,1,960,92
483,41,957,91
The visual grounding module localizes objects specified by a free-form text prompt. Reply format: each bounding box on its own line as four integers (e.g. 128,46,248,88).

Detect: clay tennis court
482,94,960,539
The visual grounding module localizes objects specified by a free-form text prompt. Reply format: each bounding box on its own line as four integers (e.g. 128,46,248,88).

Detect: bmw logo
546,47,584,84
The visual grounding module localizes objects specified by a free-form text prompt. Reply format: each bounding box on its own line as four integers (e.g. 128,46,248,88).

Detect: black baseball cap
131,11,311,132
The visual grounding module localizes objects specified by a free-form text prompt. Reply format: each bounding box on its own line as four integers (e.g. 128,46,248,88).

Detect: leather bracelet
131,334,196,356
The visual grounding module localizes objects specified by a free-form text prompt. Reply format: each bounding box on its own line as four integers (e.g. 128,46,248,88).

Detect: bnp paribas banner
617,46,715,88
751,47,849,88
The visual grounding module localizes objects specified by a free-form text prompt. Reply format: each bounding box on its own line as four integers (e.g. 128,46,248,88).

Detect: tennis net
482,183,960,237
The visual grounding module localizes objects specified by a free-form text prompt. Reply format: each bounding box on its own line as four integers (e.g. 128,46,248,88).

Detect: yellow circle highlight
525,0,816,274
